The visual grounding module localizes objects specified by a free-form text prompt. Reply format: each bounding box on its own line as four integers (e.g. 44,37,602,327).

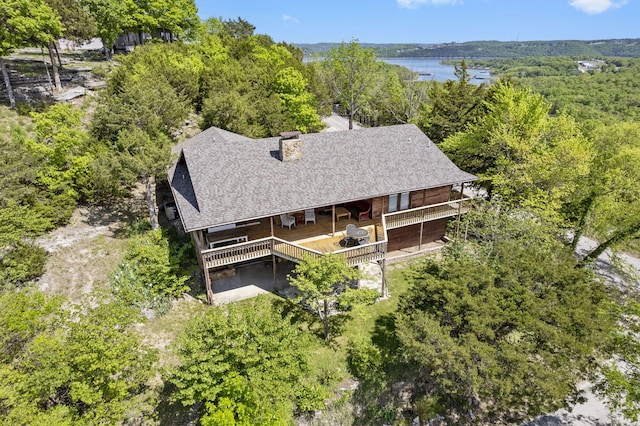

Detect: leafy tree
199,32,322,137
393,203,611,424
27,103,93,201
418,60,488,143
44,0,96,91
288,254,363,341
0,242,48,286
46,0,96,43
0,0,63,106
320,39,383,130
273,66,324,133
91,75,189,226
441,81,591,218
43,0,97,91
169,298,325,424
117,127,173,229
145,0,199,41
109,42,205,105
79,0,141,58
518,57,640,123
0,296,158,424
0,291,63,364
92,74,189,143
567,122,640,265
595,298,640,422
374,69,428,125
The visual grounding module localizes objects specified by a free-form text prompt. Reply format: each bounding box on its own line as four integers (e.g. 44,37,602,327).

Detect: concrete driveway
321,113,361,132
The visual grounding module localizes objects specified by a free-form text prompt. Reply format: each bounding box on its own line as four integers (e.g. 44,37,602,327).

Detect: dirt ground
35,188,147,304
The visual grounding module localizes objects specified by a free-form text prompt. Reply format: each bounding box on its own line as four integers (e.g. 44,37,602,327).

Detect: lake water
304,56,491,84
380,57,491,84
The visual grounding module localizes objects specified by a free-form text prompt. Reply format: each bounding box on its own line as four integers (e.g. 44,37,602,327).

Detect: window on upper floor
388,192,410,213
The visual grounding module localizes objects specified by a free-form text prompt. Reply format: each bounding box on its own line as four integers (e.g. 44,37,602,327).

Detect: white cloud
282,14,299,24
569,0,627,14
398,0,462,8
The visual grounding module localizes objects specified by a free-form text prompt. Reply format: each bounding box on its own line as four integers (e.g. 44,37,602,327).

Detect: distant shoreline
298,38,640,59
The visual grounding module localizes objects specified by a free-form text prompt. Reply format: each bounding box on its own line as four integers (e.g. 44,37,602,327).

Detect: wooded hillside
298,38,640,58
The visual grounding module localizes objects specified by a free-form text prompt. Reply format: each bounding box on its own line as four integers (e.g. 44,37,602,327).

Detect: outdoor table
346,225,369,244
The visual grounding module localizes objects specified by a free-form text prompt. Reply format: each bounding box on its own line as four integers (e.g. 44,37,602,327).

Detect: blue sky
194,0,637,44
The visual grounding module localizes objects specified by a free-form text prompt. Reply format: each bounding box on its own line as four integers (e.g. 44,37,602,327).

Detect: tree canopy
169,298,325,424
288,254,365,341
0,292,158,424
441,81,591,219
348,203,613,424
417,60,488,144
319,39,383,130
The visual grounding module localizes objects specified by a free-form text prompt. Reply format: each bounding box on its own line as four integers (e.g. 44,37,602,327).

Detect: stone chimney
279,131,302,162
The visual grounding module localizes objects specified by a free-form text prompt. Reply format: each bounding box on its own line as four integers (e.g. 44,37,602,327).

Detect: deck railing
200,196,472,268
272,238,323,263
334,240,388,266
384,197,471,230
202,238,272,269
201,236,388,269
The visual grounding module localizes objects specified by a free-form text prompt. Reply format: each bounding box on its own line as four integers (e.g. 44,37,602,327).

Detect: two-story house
169,124,476,304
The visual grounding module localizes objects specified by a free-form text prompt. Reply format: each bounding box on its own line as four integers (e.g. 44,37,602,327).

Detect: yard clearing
35,189,146,303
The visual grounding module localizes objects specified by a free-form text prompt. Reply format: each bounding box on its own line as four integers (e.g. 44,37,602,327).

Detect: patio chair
304,208,316,224
280,213,296,229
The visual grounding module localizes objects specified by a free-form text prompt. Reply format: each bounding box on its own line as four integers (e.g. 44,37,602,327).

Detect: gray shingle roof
169,124,477,232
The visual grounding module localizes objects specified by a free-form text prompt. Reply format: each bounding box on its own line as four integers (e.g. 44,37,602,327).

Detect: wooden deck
231,213,380,251
199,198,472,269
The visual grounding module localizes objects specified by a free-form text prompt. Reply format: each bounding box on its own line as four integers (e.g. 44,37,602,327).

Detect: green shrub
110,259,173,315
110,229,192,315
91,65,109,79
0,243,48,285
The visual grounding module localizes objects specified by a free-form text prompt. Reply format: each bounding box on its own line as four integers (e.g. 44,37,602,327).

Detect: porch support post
455,183,465,238
193,231,204,270
419,221,424,251
380,259,387,298
332,205,336,236
270,216,277,289
204,267,214,305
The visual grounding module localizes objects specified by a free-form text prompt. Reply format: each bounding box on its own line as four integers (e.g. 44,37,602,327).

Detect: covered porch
191,196,472,304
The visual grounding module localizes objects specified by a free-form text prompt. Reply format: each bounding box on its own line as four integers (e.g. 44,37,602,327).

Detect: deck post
332,205,336,236
271,239,278,290
270,216,278,289
419,209,424,251
193,231,204,270
204,267,214,305
380,259,387,298
455,183,465,238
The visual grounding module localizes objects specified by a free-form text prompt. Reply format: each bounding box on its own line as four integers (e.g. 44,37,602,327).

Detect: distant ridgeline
297,39,640,58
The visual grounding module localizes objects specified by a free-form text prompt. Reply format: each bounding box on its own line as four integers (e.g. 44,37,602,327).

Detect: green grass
139,297,210,368
0,106,34,144
287,261,417,395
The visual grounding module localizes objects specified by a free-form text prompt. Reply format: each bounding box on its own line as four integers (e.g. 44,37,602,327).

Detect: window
388,192,410,213
400,192,410,210
388,194,398,213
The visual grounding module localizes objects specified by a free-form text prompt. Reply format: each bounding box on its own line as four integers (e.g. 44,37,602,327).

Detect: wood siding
373,185,453,218
424,185,452,205
371,196,384,219
387,218,448,252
